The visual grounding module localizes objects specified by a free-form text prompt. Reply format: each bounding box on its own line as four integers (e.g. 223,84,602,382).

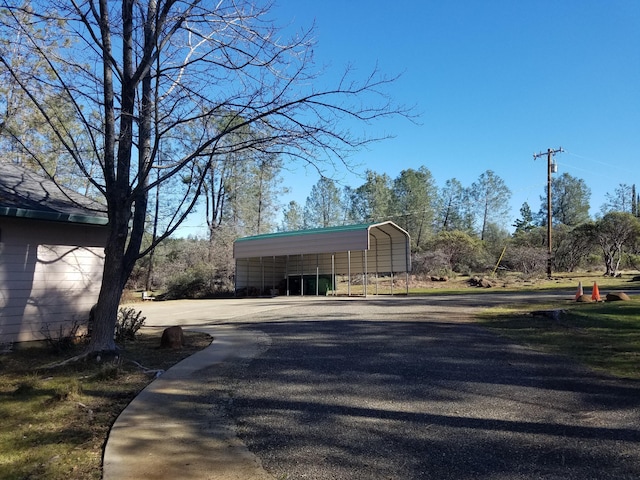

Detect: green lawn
478,297,640,379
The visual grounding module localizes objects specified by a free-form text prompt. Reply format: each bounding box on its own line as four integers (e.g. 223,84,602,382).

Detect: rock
531,309,565,320
575,294,593,303
606,292,631,301
467,276,492,288
430,276,448,282
160,326,184,349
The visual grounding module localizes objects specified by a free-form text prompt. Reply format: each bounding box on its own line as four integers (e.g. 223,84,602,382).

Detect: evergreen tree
600,183,633,215
304,177,344,228
281,200,305,231
513,202,536,234
348,170,393,223
538,173,591,226
436,178,469,232
390,166,438,251
468,170,511,240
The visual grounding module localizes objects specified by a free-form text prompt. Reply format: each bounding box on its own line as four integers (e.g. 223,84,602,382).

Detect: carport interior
233,222,411,296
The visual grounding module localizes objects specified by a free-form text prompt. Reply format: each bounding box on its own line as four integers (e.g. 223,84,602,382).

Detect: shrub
502,245,547,278
115,307,146,343
40,319,85,353
163,264,234,299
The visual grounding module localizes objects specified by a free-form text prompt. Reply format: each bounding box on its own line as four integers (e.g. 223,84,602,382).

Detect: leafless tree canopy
0,0,406,351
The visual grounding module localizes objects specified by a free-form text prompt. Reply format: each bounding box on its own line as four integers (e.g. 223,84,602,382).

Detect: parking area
114,294,640,480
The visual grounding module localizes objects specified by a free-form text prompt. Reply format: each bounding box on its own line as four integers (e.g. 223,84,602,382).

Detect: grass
0,331,211,480
478,297,640,380
2,274,638,479
329,270,640,296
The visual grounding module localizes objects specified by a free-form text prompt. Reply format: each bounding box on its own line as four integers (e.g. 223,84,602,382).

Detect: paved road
122,292,640,479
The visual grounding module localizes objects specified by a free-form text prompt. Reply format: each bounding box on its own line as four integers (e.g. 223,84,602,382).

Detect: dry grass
328,270,640,296
0,331,211,480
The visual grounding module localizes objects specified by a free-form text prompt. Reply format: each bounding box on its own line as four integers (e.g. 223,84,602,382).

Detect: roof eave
0,206,109,226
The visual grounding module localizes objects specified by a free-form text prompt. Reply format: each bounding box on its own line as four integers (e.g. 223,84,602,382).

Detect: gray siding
0,217,106,343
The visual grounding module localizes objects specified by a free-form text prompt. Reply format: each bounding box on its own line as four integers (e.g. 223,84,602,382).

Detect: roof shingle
0,162,108,225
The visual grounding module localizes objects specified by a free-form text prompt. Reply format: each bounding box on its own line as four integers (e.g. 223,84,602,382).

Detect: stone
606,292,631,302
531,309,565,321
575,294,593,303
160,326,184,349
467,276,492,288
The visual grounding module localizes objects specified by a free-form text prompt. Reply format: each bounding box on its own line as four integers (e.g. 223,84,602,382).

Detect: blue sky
275,1,639,216
180,1,640,235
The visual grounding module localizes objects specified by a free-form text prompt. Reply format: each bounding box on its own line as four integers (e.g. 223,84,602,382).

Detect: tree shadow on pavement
214,319,640,480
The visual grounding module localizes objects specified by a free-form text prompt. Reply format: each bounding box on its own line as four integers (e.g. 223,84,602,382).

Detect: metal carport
233,221,411,296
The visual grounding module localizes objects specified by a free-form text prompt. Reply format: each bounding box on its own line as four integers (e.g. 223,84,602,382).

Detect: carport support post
286,255,290,296
260,257,264,295
385,230,395,296
316,254,319,296
391,271,394,295
331,253,335,296
245,258,249,295
363,250,367,297
405,236,410,295
301,254,304,296
347,250,351,296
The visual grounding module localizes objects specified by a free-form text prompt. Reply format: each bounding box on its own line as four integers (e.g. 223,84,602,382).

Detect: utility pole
533,147,563,278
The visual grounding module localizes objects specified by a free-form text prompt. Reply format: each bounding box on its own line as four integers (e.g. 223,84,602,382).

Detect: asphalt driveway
116,293,640,479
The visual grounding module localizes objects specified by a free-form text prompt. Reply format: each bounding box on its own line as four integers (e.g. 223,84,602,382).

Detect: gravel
208,297,640,480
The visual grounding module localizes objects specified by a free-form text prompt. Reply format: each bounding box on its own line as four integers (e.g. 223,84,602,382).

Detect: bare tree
0,1,406,353
588,212,640,276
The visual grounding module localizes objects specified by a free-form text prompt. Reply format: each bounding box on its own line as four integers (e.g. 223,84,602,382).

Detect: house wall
0,217,107,343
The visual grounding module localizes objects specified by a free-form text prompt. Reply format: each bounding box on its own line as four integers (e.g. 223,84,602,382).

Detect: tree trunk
88,220,129,352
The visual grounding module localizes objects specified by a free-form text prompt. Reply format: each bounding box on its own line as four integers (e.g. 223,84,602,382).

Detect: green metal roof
235,223,376,242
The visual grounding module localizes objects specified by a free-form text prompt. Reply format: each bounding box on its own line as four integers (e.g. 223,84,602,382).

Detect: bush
40,319,85,353
502,245,547,278
163,264,234,299
115,307,146,343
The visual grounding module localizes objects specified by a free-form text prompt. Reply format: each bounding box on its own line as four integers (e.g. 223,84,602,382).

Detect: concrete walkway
104,298,310,480
103,324,275,480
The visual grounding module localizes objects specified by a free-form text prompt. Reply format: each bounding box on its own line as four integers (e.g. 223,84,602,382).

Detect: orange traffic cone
591,282,601,302
575,281,583,300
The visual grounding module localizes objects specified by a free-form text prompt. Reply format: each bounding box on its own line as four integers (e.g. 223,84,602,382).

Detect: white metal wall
234,222,411,296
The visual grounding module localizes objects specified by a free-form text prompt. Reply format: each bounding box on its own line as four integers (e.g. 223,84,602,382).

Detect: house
0,162,108,344
233,221,411,296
